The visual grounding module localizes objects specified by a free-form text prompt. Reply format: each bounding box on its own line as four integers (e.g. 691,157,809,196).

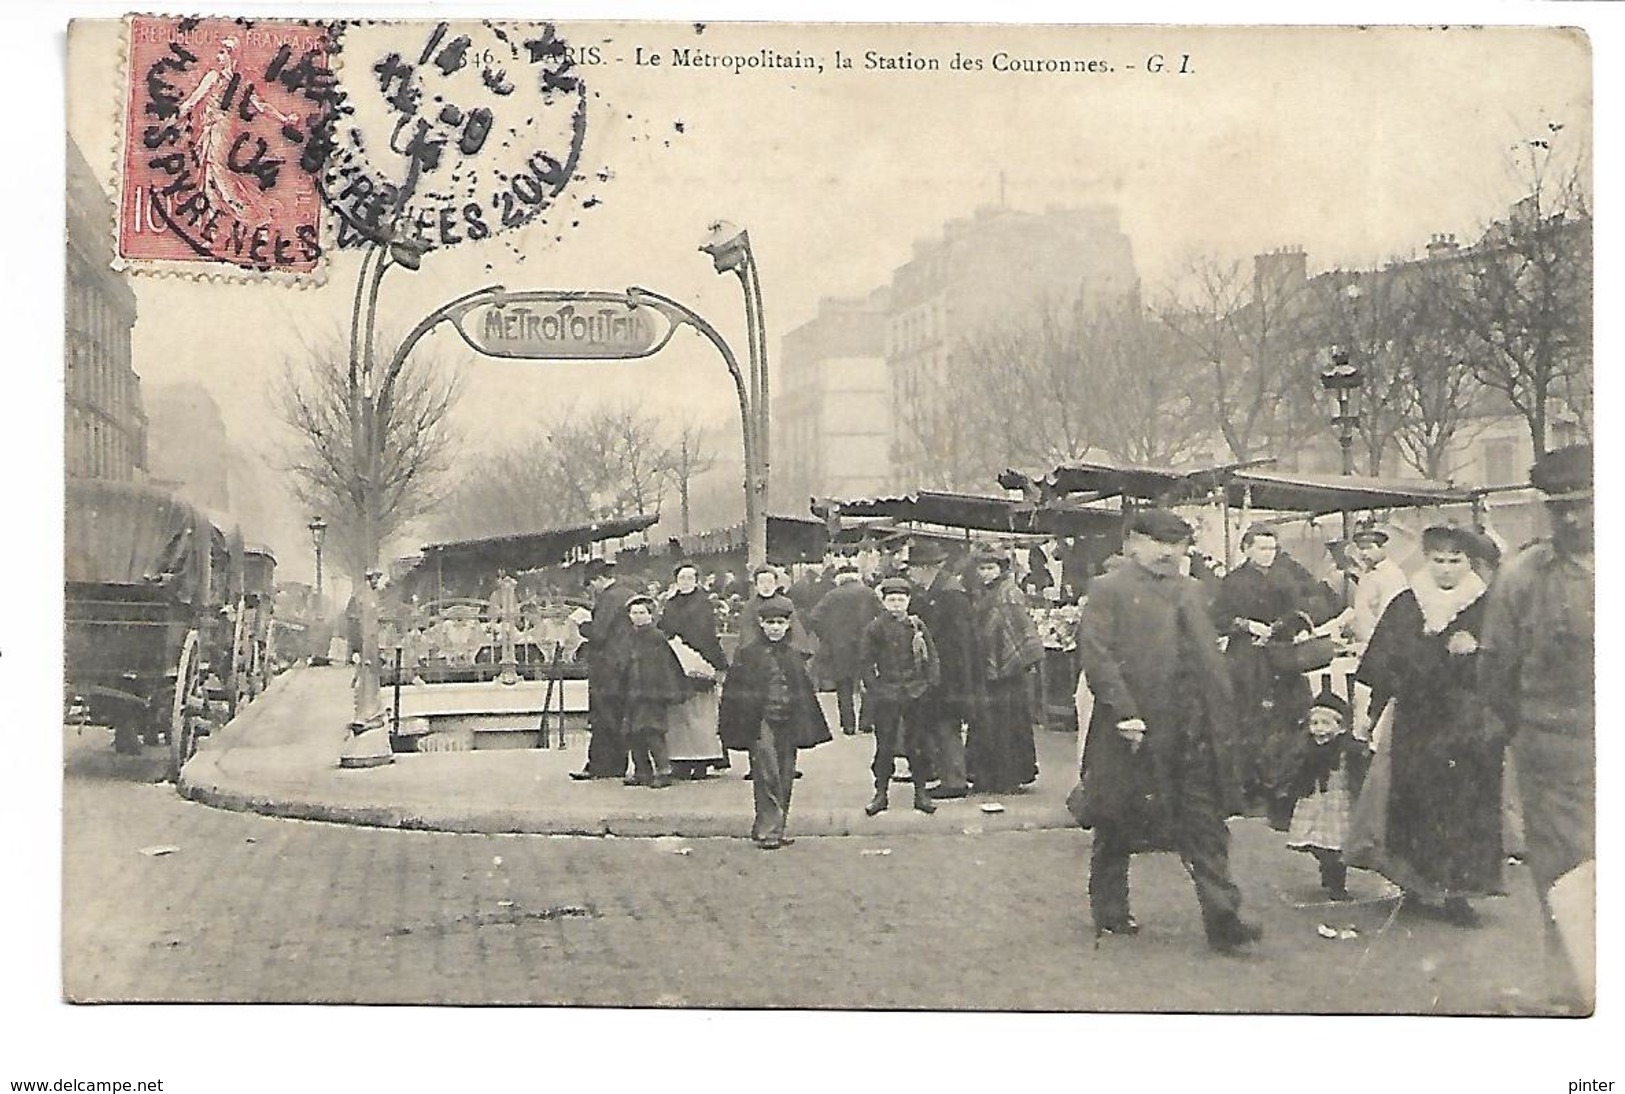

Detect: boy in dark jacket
859,577,941,816
613,595,686,788
718,596,833,849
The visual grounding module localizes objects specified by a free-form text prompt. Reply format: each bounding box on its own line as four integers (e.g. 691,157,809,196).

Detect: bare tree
1454,126,1592,455
1158,254,1323,465
1388,258,1493,479
665,419,718,534
954,296,1209,470
436,401,683,539
274,334,464,577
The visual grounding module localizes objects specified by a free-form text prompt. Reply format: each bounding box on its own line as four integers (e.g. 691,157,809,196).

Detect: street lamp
700,220,770,568
1320,346,1364,588
306,515,327,611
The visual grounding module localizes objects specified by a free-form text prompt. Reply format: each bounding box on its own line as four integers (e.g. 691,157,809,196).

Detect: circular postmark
317,20,590,253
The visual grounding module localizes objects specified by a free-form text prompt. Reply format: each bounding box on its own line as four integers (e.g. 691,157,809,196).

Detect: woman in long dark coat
1353,524,1504,927
659,562,730,777
966,545,1046,794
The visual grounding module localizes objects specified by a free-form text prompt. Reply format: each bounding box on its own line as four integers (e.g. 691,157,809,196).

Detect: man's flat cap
1126,509,1194,545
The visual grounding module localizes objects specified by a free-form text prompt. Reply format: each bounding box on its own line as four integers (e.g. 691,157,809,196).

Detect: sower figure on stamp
903,539,975,800
612,596,686,789
1479,444,1595,1013
859,577,942,816
571,558,635,781
718,597,833,850
1074,510,1262,955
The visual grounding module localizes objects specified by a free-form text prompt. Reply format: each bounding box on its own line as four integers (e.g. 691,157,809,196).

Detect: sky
59,16,1593,577
10,1,1625,1090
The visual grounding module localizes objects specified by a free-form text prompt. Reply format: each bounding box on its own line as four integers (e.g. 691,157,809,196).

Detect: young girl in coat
1285,689,1369,901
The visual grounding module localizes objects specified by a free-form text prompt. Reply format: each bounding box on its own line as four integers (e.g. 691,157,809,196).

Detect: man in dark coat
1480,443,1594,1012
904,539,975,799
1075,509,1261,954
786,562,830,620
718,597,833,850
809,564,880,735
571,558,635,781
858,577,942,816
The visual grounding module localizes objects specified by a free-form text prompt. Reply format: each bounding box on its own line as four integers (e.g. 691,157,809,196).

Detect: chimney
1253,245,1308,301
1425,233,1461,259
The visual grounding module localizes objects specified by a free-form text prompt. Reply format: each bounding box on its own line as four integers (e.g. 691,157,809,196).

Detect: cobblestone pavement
61,727,1557,1014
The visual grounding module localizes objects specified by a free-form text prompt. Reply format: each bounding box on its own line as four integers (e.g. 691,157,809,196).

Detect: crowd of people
557,445,1592,1001
566,543,1050,835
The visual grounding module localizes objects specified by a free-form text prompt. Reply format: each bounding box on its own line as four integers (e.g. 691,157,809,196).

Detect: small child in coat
717,596,833,849
613,595,687,789
1285,689,1370,901
858,577,941,816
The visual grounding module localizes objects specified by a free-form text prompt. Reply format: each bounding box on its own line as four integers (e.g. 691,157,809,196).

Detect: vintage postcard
40,6,1607,1090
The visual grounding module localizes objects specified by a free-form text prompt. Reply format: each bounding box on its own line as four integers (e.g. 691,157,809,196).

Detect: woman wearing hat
1351,523,1505,926
966,543,1045,794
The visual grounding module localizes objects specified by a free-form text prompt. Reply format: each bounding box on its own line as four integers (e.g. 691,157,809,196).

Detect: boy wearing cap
1075,509,1262,954
718,596,833,849
611,596,687,788
858,577,942,815
904,539,975,799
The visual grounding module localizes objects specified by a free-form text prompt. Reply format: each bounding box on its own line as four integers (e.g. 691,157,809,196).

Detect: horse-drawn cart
64,479,242,779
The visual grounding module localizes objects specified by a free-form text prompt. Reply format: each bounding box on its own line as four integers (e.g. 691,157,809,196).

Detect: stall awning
417,513,659,576
1000,458,1273,504
1225,469,1477,515
813,490,1122,538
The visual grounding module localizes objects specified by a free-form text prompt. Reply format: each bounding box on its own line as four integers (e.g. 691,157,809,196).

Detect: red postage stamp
117,16,332,276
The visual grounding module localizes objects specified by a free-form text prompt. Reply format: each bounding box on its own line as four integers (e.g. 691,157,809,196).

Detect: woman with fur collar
1352,523,1505,927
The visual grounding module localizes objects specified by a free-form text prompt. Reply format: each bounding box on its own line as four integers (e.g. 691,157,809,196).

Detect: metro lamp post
699,220,770,569
340,226,432,769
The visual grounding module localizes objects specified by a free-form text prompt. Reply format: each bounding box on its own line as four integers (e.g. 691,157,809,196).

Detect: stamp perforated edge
104,13,336,289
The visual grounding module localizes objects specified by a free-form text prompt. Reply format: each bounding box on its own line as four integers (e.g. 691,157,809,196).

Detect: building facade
884,204,1139,489
66,137,145,481
771,288,891,511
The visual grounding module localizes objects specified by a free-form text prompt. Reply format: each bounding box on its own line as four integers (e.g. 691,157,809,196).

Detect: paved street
63,724,1556,1013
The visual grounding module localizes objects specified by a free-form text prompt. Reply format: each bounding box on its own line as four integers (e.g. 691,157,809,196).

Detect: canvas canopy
64,478,222,604
1224,468,1478,515
415,513,660,578
812,490,1122,538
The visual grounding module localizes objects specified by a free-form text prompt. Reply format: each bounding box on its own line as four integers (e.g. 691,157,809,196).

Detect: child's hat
876,577,913,597
757,595,795,620
1309,689,1350,720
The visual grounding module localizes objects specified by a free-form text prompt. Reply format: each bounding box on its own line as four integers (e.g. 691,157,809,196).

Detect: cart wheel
167,629,202,781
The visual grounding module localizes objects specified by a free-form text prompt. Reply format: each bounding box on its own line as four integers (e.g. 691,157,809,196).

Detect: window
1482,438,1518,485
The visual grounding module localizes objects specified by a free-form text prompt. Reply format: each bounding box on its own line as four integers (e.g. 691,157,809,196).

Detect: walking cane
537,642,562,748
552,642,569,749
